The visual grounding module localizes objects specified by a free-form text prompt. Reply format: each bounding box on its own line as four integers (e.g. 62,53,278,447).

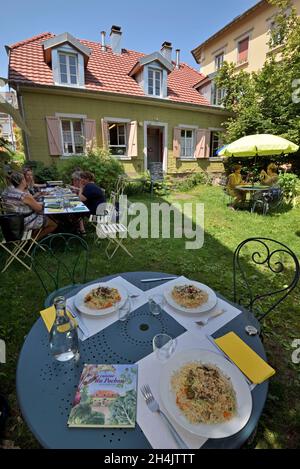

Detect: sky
0,0,258,88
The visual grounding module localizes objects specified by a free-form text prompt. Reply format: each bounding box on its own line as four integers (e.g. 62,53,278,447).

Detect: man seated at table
260,163,279,186
79,171,106,215
68,170,81,194
226,164,246,210
2,171,57,239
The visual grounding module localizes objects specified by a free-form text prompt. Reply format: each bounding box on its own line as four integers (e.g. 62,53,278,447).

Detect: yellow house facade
192,0,300,104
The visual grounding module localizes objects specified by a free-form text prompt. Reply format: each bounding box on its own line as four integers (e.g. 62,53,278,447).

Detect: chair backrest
31,233,89,295
0,213,25,242
233,237,300,321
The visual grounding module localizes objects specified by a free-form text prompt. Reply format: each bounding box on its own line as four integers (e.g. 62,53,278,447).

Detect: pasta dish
84,286,121,310
171,362,237,424
171,284,208,309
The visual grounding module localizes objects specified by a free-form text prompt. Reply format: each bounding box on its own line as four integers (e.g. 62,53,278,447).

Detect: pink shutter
127,121,138,157
173,128,181,158
46,116,63,156
101,118,109,149
195,129,211,158
84,119,96,151
238,37,249,63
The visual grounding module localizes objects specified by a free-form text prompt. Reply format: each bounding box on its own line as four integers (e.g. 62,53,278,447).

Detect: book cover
68,364,138,428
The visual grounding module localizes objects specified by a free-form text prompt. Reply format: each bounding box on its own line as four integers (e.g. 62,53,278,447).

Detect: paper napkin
215,332,275,384
40,305,77,332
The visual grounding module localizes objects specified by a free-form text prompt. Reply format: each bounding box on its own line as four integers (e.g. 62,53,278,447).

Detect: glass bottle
49,296,79,362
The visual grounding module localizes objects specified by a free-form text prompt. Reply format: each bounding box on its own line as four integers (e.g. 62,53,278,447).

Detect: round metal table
16,271,268,449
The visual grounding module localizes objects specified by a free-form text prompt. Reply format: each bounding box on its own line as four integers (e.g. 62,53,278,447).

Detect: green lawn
1,185,300,448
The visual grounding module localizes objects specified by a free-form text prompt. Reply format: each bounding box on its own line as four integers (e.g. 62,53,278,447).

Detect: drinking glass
116,298,132,322
152,334,176,361
148,294,166,316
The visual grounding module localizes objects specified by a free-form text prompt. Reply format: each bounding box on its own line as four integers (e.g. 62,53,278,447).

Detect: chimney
160,41,172,63
101,31,106,51
175,49,180,69
110,25,122,54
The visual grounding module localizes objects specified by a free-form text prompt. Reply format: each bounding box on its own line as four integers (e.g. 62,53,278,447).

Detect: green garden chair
31,233,89,308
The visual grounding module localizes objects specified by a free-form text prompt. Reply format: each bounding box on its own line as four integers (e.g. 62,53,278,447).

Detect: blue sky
0,0,258,87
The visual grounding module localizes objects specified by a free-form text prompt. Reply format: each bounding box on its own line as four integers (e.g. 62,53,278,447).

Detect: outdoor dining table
16,271,268,449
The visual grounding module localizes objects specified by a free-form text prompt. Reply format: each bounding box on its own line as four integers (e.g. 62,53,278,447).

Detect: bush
278,172,299,204
58,148,125,195
174,172,212,192
29,161,60,183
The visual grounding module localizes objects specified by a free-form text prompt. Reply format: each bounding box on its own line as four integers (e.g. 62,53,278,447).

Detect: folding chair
0,214,42,272
95,221,133,259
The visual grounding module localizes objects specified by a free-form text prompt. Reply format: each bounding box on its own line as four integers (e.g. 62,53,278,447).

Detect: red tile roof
8,32,210,107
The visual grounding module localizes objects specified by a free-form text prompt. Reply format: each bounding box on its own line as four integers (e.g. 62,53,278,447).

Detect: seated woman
68,170,81,194
23,167,46,198
79,171,106,215
260,163,279,186
226,164,246,209
2,172,57,239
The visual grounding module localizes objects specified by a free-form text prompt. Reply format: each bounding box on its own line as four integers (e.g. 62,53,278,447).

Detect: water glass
116,298,132,322
148,294,165,316
152,334,176,361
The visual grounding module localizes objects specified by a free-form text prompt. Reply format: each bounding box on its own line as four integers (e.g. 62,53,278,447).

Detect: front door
147,127,163,170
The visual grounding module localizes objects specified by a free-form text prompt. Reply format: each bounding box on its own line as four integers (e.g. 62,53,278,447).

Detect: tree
215,0,300,154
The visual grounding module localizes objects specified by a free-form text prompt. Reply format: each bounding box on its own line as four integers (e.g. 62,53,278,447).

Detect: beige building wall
197,0,300,76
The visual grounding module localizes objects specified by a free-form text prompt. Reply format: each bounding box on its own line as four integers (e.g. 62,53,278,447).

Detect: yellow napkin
215,332,275,384
40,306,77,332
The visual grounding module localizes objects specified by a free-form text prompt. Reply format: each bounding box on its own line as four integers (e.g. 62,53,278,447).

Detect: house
0,92,17,150
192,0,300,105
6,26,229,177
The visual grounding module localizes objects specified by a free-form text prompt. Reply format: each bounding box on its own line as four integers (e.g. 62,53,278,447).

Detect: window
270,20,285,47
109,123,127,156
211,83,226,106
215,52,224,71
148,68,162,96
61,119,84,155
180,129,194,158
59,53,78,85
210,131,223,157
237,37,249,64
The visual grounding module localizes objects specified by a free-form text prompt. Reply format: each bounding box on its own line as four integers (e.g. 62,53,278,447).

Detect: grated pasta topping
171,284,208,309
84,286,121,310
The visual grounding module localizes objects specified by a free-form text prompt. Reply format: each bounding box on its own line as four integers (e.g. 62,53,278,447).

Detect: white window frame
58,52,79,85
180,128,195,159
209,127,224,161
211,83,226,106
56,113,86,157
148,67,162,97
215,52,224,71
108,122,128,157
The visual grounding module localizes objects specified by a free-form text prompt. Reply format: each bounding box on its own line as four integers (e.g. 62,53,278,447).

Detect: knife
140,277,177,283
68,304,90,339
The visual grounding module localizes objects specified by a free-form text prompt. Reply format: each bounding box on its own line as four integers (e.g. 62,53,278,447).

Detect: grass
1,185,300,448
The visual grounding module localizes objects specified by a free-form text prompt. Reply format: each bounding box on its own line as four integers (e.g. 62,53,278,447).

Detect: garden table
16,271,268,449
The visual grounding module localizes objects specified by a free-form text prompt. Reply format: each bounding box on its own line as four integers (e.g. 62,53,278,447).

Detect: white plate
74,282,128,317
159,349,252,439
163,280,217,314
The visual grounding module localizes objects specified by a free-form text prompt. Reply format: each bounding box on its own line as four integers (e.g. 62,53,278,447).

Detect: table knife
68,305,90,339
140,277,177,283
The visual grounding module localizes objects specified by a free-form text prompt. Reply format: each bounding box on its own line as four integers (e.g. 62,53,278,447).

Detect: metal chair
31,233,89,307
251,188,284,215
233,237,300,322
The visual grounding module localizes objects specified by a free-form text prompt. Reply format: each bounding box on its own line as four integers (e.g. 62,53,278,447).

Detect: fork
140,384,189,449
195,309,225,327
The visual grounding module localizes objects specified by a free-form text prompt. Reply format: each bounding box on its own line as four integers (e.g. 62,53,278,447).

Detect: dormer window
148,68,162,96
59,53,78,85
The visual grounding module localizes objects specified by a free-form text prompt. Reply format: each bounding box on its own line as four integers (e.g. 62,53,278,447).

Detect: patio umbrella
218,134,299,157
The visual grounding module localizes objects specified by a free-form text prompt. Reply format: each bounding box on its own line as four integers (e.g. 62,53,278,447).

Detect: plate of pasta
74,283,128,317
159,349,252,438
163,281,217,314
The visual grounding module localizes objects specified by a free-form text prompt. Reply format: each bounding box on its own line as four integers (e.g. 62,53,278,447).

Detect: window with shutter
237,37,249,64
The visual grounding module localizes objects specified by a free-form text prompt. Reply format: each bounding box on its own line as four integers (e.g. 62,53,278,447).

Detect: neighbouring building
6,27,229,177
0,92,17,149
191,0,300,105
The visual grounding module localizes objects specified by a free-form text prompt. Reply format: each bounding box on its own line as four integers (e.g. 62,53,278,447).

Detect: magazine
68,364,138,428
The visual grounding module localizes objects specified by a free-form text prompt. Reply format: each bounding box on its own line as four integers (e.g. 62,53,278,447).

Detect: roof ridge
9,32,53,49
